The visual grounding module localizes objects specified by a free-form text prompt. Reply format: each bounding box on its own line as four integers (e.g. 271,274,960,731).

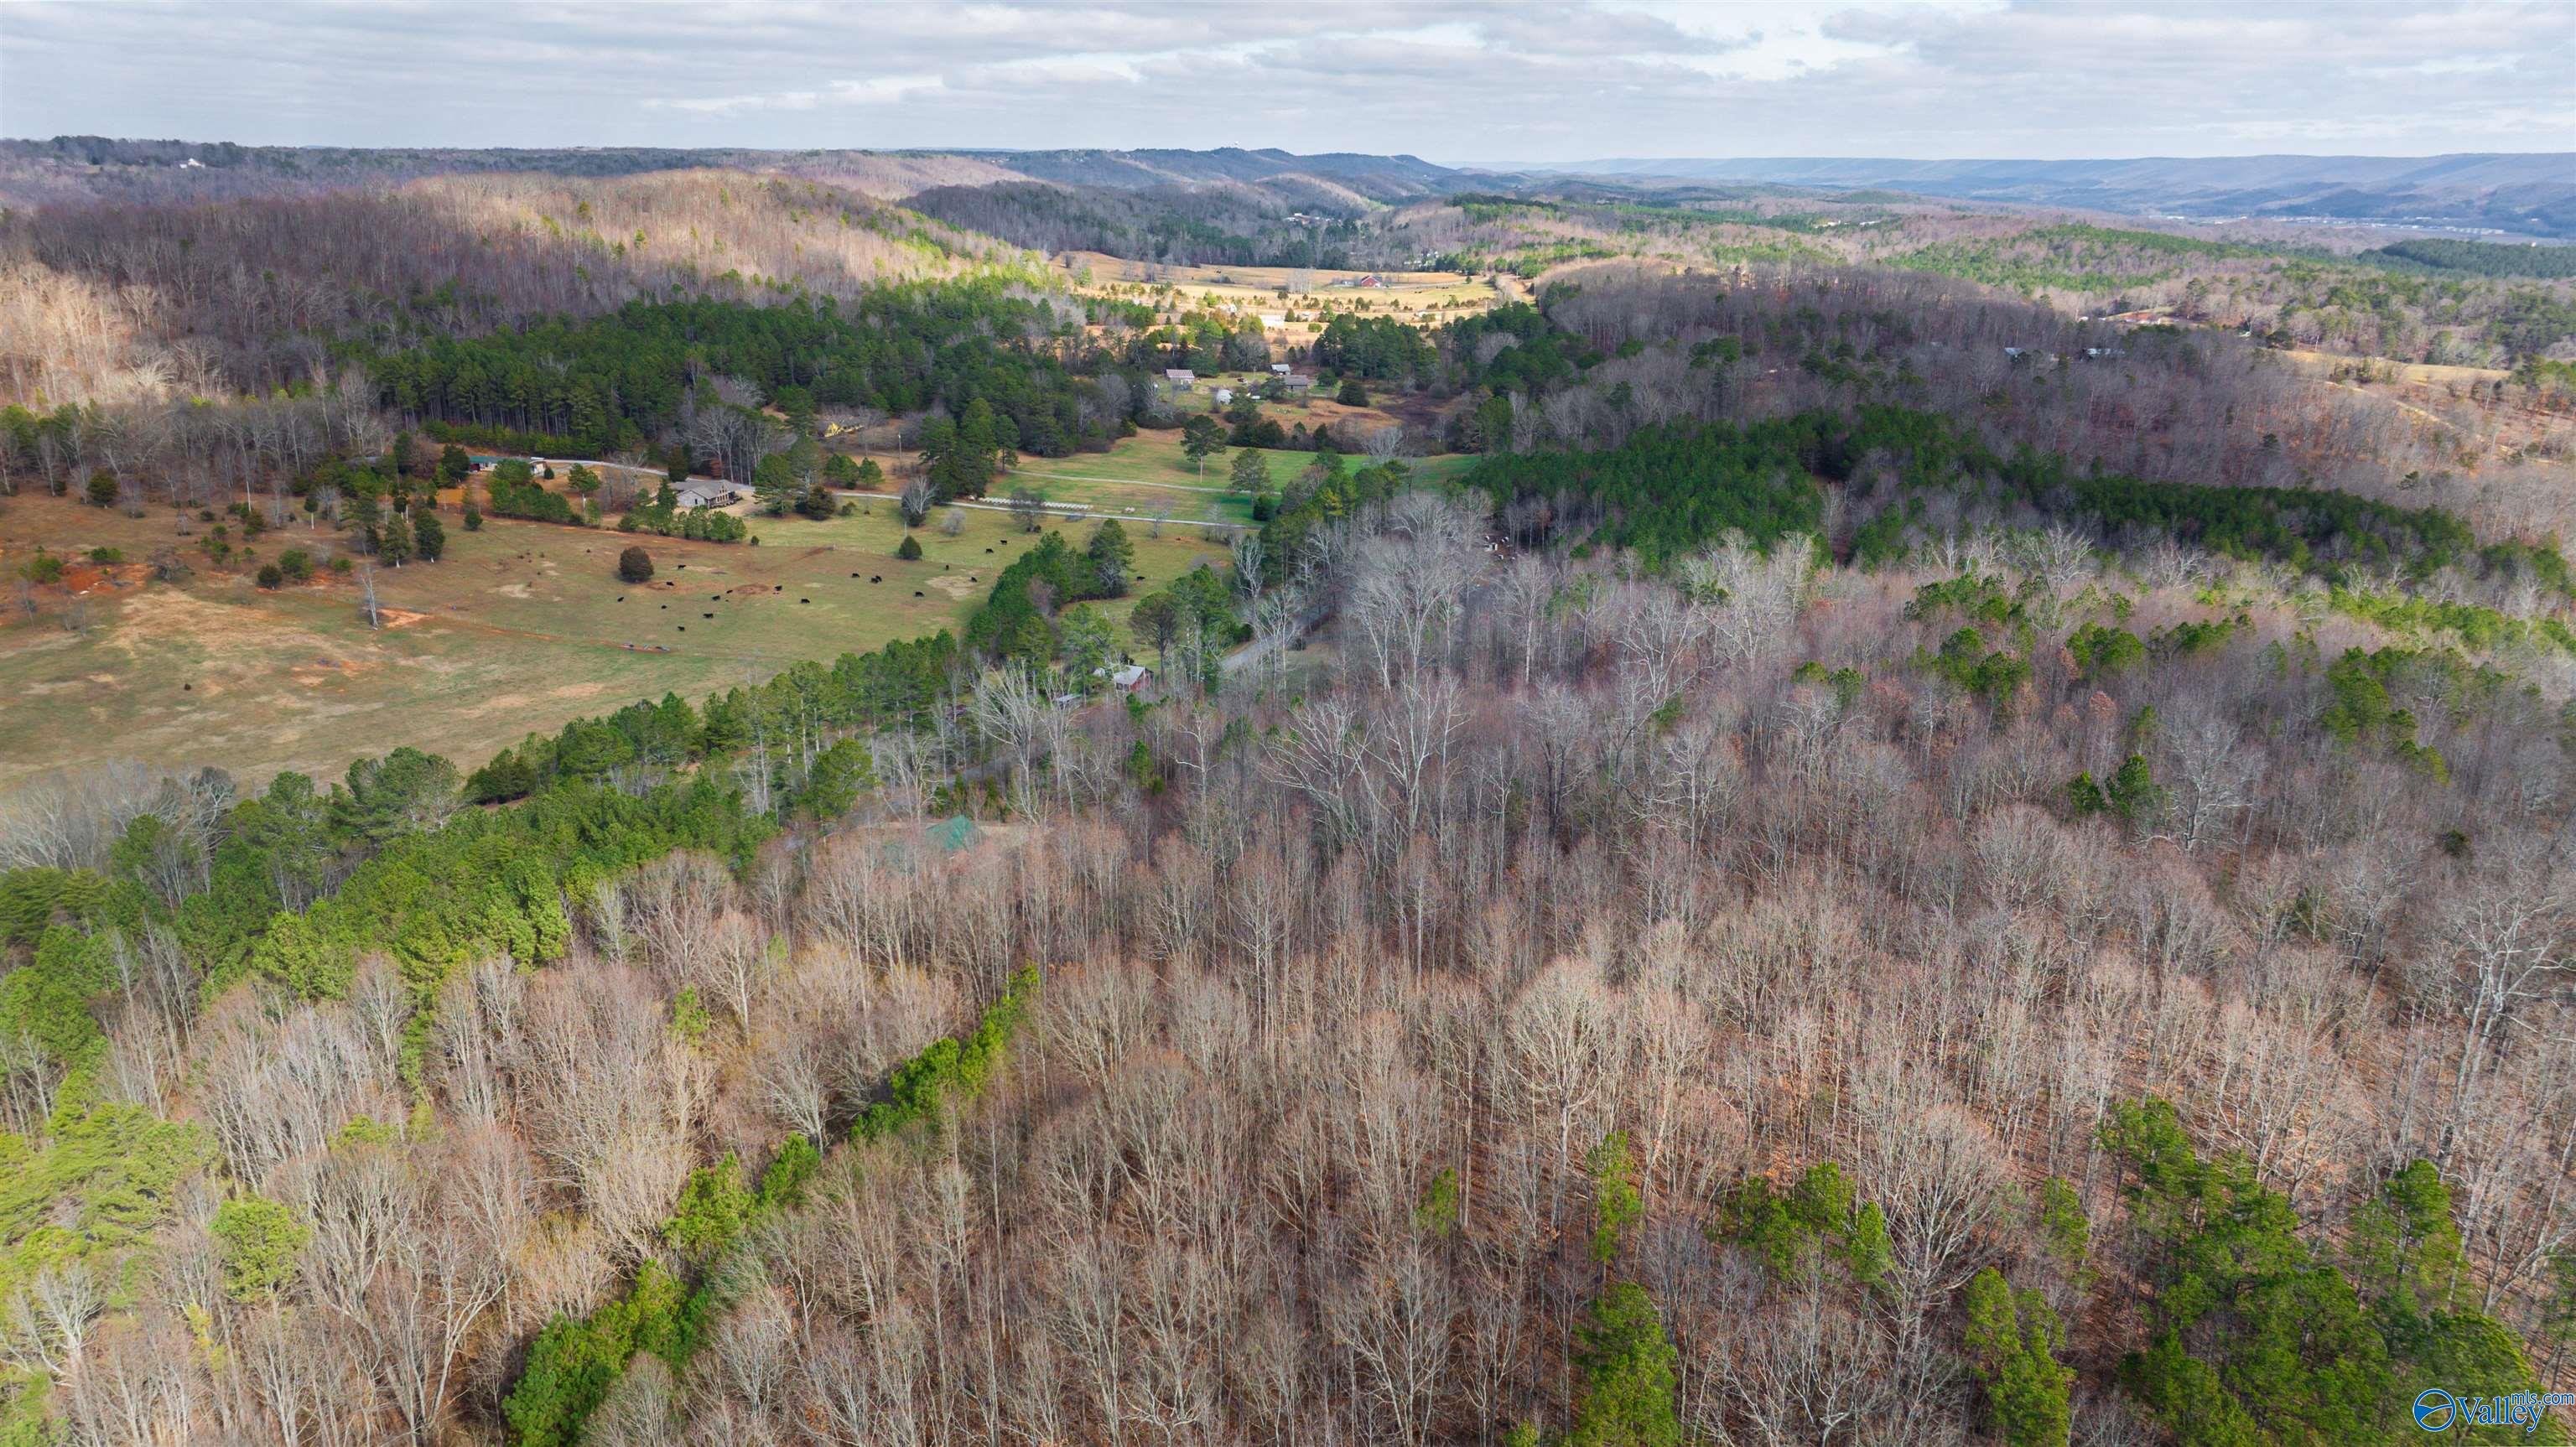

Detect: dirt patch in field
112,589,316,659
56,562,152,595
923,574,979,599
289,656,383,688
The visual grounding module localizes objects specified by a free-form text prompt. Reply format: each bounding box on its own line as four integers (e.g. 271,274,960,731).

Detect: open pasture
1058,252,1501,329
0,493,1223,788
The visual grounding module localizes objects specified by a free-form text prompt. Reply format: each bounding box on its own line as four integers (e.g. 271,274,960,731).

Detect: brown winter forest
1,142,2573,1447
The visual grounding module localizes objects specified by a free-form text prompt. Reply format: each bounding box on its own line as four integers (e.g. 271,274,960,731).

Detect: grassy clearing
0,494,1224,788
1006,428,1478,521
828,386,1476,528
1005,473,1263,528
1060,252,1498,309
2275,348,2509,387
1057,254,1503,337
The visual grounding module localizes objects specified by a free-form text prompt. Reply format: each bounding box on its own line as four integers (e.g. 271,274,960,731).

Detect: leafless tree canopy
3,152,2573,1447
11,481,2571,1444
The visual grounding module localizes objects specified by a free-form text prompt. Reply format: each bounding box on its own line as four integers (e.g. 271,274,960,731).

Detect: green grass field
1005,429,1482,523
0,495,1225,789
1008,433,1264,526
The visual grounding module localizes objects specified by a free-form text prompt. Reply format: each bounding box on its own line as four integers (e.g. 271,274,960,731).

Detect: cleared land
1058,253,1501,334
1009,430,1478,521
1061,252,1496,305
828,384,1478,528
0,493,1224,789
2274,348,2510,389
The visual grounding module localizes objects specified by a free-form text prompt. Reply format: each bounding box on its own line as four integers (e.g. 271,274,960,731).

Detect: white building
674,482,744,509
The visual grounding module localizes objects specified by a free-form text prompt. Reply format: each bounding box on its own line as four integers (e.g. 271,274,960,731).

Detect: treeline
1468,401,2570,596
438,519,1202,812
1519,264,2576,569
2364,236,2576,280
1831,403,2570,591
366,279,1095,457
465,630,962,807
0,753,766,1132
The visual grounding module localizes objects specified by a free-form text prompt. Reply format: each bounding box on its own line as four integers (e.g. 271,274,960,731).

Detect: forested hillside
1530,153,2576,239
2,140,2573,1447
7,480,2572,1445
906,180,1365,269
1387,194,2576,369
0,170,1034,404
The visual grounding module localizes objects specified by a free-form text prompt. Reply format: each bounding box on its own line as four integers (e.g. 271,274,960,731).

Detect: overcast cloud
1,0,2568,161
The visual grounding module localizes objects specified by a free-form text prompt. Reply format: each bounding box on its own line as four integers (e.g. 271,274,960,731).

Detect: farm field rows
0,494,1225,788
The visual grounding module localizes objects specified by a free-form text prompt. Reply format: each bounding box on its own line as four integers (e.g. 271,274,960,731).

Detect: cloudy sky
2,0,2568,162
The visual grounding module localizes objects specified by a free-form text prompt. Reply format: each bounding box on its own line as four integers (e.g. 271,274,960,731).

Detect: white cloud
0,0,2565,159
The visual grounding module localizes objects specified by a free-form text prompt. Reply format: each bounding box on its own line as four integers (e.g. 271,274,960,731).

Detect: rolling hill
1506,152,2576,237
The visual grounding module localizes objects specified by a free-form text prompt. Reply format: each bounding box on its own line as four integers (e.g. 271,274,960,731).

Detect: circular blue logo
2413,1389,2457,1431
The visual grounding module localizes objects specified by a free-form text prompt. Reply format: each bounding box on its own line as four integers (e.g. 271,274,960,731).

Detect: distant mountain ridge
947,146,1461,202
1505,153,2576,237
0,137,1476,210
12,139,2565,238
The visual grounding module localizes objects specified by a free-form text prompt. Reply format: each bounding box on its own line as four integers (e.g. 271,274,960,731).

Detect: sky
2,0,2570,163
